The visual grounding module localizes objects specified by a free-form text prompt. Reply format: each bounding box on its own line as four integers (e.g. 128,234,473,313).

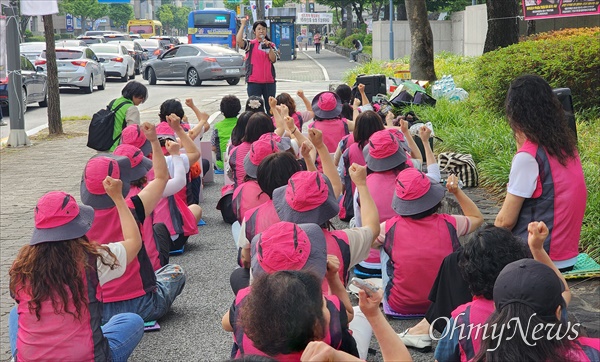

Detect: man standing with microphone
236,18,277,114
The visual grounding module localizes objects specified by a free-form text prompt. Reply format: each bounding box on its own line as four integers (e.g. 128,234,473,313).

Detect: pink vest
570,337,600,361
232,286,343,359
272,112,304,130
229,142,253,188
367,170,400,223
244,200,281,243
246,39,275,84
309,118,349,153
514,141,586,261
87,207,156,303
232,180,271,224
323,230,352,288
338,137,361,221
153,193,198,238
383,214,460,314
14,255,110,361
451,296,495,362
126,187,161,271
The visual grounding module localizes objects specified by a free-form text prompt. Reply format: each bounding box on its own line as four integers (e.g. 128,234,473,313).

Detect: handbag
438,152,479,187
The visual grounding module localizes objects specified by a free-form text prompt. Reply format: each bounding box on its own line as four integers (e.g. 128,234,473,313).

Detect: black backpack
87,99,130,151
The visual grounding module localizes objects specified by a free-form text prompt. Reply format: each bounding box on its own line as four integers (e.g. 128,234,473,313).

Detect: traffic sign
66,14,74,32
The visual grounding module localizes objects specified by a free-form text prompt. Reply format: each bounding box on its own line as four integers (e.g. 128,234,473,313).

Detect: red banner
522,0,600,20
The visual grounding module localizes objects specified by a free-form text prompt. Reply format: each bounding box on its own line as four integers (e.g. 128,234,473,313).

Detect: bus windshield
193,13,231,28
130,25,153,35
188,10,238,48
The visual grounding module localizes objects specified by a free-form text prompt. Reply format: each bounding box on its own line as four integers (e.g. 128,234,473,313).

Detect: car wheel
82,76,93,94
21,87,28,113
98,73,106,90
187,68,201,86
226,78,240,86
147,67,157,85
39,88,48,107
121,67,129,82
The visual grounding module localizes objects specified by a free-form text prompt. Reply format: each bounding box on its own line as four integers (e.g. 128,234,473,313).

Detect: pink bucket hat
80,154,132,210
244,138,280,179
155,122,176,140
311,91,343,119
272,171,339,226
251,222,327,279
121,125,152,156
258,132,292,151
392,168,446,216
386,128,411,154
363,130,408,172
114,144,153,181
30,191,95,245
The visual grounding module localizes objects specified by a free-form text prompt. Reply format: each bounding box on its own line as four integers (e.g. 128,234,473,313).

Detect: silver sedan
142,44,244,86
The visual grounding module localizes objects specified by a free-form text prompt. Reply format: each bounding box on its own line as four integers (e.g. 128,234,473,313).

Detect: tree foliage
157,5,175,31
174,6,191,33
108,4,134,29
59,0,108,27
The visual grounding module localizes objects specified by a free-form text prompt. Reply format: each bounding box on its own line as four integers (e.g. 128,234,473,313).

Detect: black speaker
552,88,577,141
353,74,387,103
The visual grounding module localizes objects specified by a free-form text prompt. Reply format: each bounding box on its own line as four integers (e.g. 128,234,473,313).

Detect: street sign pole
389,0,394,60
6,0,30,146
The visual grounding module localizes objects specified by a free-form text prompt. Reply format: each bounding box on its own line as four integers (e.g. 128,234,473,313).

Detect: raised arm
169,114,200,165
296,89,314,115
236,17,247,50
309,128,342,198
349,163,380,246
103,176,142,264
528,221,571,305
401,118,422,163
325,255,354,322
419,125,441,182
137,122,168,216
162,141,187,197
358,84,369,107
446,174,484,233
185,98,210,135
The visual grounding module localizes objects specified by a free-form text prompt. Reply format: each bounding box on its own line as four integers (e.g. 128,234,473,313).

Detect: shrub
363,33,372,46
340,33,365,49
26,36,45,42
472,27,600,113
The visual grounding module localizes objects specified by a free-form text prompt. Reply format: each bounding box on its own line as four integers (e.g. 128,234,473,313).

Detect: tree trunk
372,2,380,21
397,2,407,20
43,15,63,135
483,0,519,53
382,3,390,21
352,3,364,26
345,4,353,36
256,0,265,20
405,0,436,81
19,16,31,42
526,20,536,36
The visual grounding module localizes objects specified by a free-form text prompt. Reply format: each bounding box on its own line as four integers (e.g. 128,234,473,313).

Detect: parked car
177,36,189,45
142,44,244,86
134,38,165,59
128,34,142,39
106,40,146,75
56,40,88,47
150,35,180,48
20,42,46,62
76,35,107,45
103,33,132,42
85,30,120,36
0,55,48,114
89,43,135,81
36,47,106,94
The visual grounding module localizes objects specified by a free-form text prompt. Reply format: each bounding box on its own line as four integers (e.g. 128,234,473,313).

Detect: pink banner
523,0,600,20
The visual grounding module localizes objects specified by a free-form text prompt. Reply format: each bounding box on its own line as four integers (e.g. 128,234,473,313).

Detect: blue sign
97,0,130,3
66,14,74,32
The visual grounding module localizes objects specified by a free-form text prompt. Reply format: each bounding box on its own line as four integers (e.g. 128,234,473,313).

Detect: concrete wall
372,3,599,60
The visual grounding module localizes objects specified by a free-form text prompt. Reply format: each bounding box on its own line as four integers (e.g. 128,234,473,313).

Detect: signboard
188,28,233,36
522,0,600,20
296,12,333,24
66,13,74,32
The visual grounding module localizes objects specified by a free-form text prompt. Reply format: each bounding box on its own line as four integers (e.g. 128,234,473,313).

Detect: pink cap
258,132,282,144
285,171,329,212
368,130,400,159
84,157,121,195
35,191,79,229
256,222,311,273
114,144,146,168
317,92,338,111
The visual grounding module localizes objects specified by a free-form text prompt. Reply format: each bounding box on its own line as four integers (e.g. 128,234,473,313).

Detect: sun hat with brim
363,130,408,172
494,259,565,318
244,138,280,179
391,167,445,216
80,154,132,210
251,222,327,279
114,144,153,181
258,132,292,151
387,128,411,153
30,191,95,245
121,125,152,156
272,171,339,226
312,91,343,119
155,121,176,138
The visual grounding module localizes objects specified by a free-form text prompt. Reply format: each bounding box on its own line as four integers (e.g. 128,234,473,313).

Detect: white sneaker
397,329,432,352
349,60,355,63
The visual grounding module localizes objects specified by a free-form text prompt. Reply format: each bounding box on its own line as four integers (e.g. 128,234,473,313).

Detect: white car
36,47,106,94
89,43,135,82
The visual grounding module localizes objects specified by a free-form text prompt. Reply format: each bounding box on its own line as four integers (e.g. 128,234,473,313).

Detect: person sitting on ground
245,96,266,113
349,39,362,63
494,74,586,272
377,169,483,316
8,186,145,362
273,89,315,130
434,227,529,361
81,122,186,324
109,80,148,151
474,221,600,361
212,95,242,171
308,91,354,153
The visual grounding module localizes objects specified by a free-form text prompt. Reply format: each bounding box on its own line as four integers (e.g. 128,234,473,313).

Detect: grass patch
29,131,87,142
344,30,600,261
62,115,91,121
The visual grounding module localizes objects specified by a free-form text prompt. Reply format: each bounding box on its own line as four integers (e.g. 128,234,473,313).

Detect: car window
121,46,128,54
90,45,119,54
43,50,83,60
162,48,178,58
87,49,98,61
176,46,199,57
20,56,35,71
134,43,143,51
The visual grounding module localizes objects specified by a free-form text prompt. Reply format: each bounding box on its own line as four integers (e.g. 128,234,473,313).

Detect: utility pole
5,0,30,146
256,0,265,20
389,0,394,60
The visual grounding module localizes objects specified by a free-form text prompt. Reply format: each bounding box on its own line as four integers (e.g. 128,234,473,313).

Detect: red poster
523,0,600,20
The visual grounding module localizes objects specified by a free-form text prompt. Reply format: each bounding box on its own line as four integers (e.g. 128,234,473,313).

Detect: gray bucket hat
363,129,408,172
392,167,445,216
